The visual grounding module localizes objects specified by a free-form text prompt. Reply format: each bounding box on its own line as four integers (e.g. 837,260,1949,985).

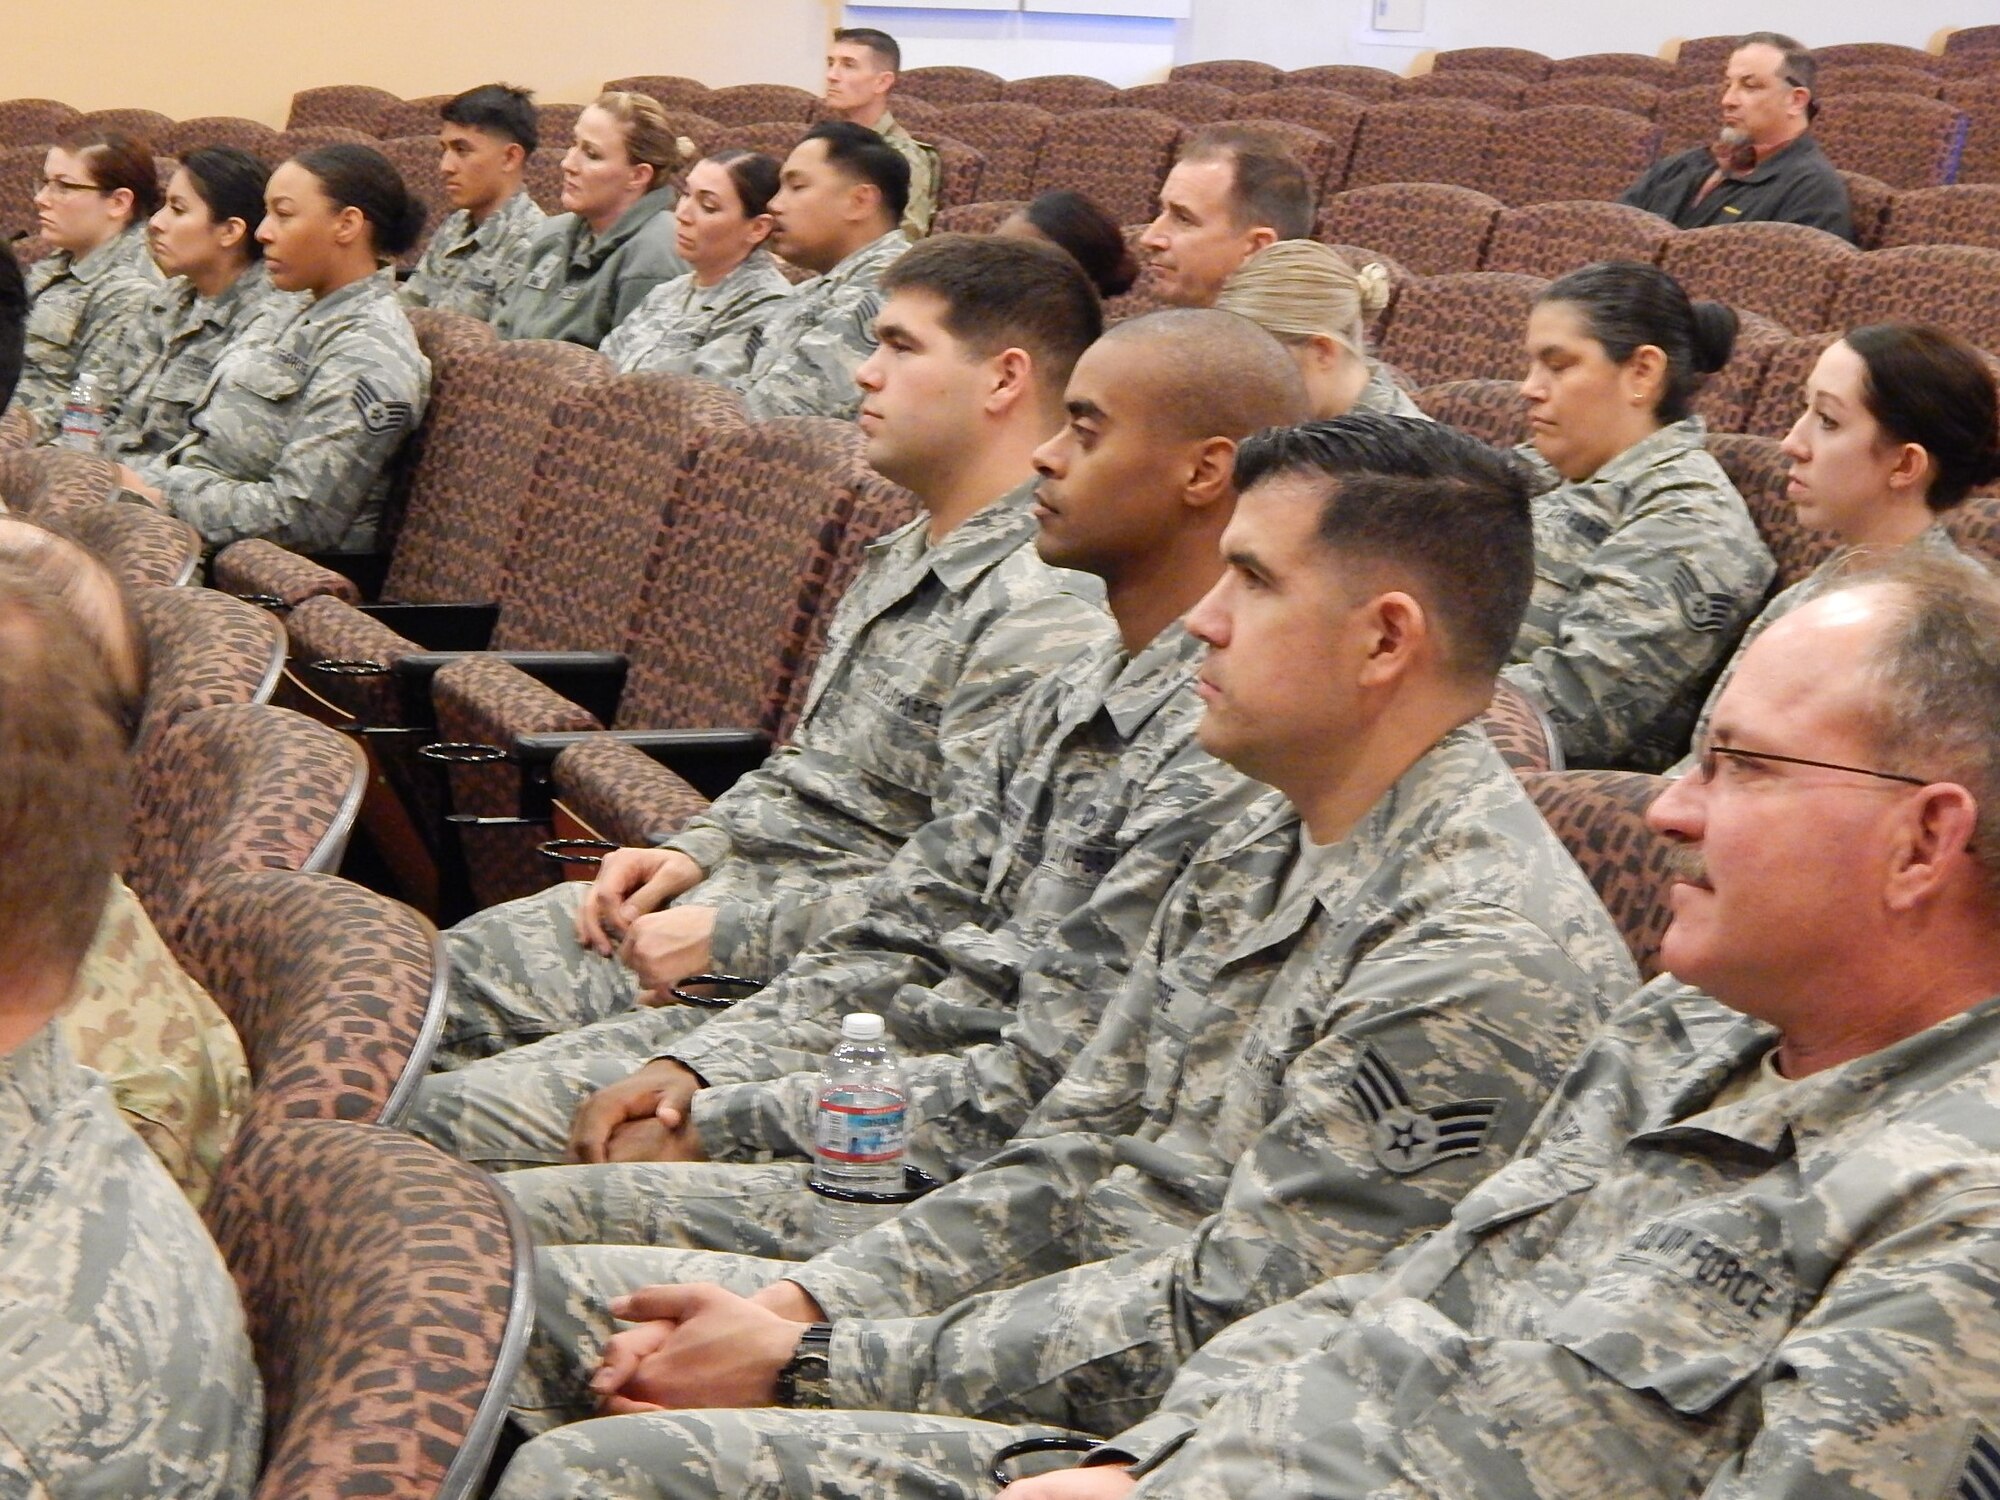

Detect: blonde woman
494,91,691,347
1214,240,1420,419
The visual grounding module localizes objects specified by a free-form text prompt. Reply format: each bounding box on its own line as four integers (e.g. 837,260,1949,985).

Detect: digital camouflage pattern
157,268,430,550
504,726,1637,1474
878,112,941,239
104,262,299,469
10,227,160,438
1502,417,1774,772
733,230,907,420
599,248,793,383
492,189,688,348
61,878,248,1209
1097,977,2000,1500
421,480,1107,1068
0,1023,261,1496
1353,359,1427,420
401,189,548,322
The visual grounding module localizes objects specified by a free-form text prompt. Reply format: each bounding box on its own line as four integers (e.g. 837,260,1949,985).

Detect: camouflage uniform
733,230,907,420
492,624,1266,1248
502,725,1637,1468
0,1022,261,1495
9,226,160,438
418,480,1107,1070
878,111,941,239
1085,976,2000,1499
61,878,249,1208
599,248,793,382
492,190,688,348
102,262,298,470
401,188,548,322
157,268,431,551
1501,417,1774,773
1353,359,1427,420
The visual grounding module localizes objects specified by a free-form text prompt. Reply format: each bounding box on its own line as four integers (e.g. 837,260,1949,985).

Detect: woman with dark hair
600,149,790,380
1500,259,1774,771
1676,321,2000,763
102,146,297,466
998,190,1137,300
495,90,690,347
10,128,161,437
114,144,430,551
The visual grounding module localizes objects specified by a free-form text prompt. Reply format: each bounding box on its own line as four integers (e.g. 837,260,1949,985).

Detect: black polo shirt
1620,133,1855,243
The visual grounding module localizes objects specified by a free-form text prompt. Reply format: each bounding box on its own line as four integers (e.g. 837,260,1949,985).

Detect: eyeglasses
38,177,113,197
1696,742,1927,788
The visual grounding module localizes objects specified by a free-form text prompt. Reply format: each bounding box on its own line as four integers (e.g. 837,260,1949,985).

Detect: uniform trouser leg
505,1159,827,1256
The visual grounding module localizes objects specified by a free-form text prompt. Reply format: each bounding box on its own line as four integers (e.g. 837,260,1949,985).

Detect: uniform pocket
229,350,306,404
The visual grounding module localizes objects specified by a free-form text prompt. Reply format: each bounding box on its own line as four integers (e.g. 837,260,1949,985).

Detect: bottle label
814,1096,907,1164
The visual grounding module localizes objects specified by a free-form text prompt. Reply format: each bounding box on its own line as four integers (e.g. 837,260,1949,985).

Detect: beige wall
3,0,841,126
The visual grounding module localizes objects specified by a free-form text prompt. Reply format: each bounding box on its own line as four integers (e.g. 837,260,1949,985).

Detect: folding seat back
1028,108,1182,225
1840,170,1896,248
0,98,81,148
0,145,43,241
1374,271,1548,387
1672,36,1740,83
286,84,402,133
1545,54,1677,86
273,126,376,160
602,75,714,113
1480,679,1564,772
373,95,451,140
1481,105,1661,206
932,200,1028,236
1813,93,1967,190
1659,221,1857,332
882,97,946,135
1316,182,1502,276
79,108,174,143
0,408,34,452
1742,331,1841,441
1692,309,1790,435
1519,770,1677,977
1815,64,1943,98
1827,243,2000,351
159,116,281,160
1400,70,1527,109
898,66,1006,105
204,1118,529,1500
1879,183,2000,251
1433,46,1552,80
1816,42,1942,73
1654,84,1719,155
1943,27,2000,66
935,103,1051,202
376,135,450,267
1115,81,1241,124
1483,200,1676,280
927,135,986,212
1945,496,2000,568
1168,60,1283,92
1520,76,1661,116
1282,65,1401,102
1344,98,1502,193
54,500,202,588
702,83,819,126
537,103,583,146
1945,79,2000,186
1707,431,1837,591
129,585,286,750
1413,378,1530,448
708,120,810,161
1001,75,1121,113
0,447,119,519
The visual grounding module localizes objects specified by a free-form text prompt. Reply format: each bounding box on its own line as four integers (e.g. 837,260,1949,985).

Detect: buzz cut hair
833,26,901,72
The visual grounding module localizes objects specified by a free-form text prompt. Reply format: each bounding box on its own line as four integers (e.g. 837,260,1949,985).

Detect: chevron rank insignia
1670,559,1737,633
1348,1044,1502,1175
1954,1427,2000,1500
352,377,413,435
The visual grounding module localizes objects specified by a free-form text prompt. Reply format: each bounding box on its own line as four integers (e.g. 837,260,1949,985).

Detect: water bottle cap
840,1011,885,1040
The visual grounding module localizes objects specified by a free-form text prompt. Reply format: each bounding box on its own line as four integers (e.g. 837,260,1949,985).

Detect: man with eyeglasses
976,549,2000,1500
1621,31,1854,242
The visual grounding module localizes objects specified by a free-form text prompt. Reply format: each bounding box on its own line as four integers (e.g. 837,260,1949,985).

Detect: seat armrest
359,602,500,652
394,651,628,727
518,728,771,800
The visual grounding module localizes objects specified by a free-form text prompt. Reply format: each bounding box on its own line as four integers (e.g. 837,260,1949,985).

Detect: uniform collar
0,1023,77,1140
871,477,1048,595
571,186,675,268
303,266,395,318
1578,414,1708,488
1724,131,1824,184
811,229,909,292
66,225,149,284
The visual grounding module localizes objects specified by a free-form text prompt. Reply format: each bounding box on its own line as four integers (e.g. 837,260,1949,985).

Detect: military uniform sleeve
901,142,941,238
0,1427,57,1499
399,230,447,309
162,328,428,550
1503,480,1773,768
822,912,1600,1429
737,286,884,420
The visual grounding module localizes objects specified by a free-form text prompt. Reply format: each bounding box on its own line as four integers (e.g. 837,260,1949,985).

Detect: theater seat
1481,679,1564,773
1519,769,1677,977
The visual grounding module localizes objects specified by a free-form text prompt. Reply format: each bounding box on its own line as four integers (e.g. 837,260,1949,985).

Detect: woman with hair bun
495,90,690,347
1215,239,1420,420
114,143,430,551
1501,259,1774,771
997,190,1138,301
10,128,161,437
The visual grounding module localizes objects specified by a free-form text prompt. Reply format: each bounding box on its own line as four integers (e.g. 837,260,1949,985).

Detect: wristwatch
775,1322,835,1409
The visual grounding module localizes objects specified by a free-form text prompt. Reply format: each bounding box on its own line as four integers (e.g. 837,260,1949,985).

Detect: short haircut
591,90,689,181
834,26,901,72
0,517,147,739
175,146,271,262
293,143,428,257
883,233,1101,396
707,149,782,218
801,120,910,226
1216,240,1391,358
1540,260,1736,426
1177,124,1313,242
58,127,163,220
1734,31,1816,95
0,252,23,411
1842,323,2000,511
1838,549,2000,904
442,83,539,155
1235,413,1536,681
1097,307,1312,443
0,561,129,1000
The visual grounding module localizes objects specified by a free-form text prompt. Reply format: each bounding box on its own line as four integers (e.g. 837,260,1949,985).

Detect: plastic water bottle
57,372,105,453
812,1012,907,1241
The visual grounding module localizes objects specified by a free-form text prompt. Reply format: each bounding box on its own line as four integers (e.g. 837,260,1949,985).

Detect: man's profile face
852,289,991,490
769,139,851,271
1720,43,1804,146
1138,157,1263,309
825,42,893,115
437,124,518,215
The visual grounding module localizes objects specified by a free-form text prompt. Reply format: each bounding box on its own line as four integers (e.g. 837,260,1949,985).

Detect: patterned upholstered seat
1230,90,1366,190
1520,75,1662,116
1480,678,1564,773
1827,243,2000,351
897,66,1006,106
1316,182,1503,276
1815,42,1942,72
203,1117,530,1500
1433,46,1553,81
1707,431,1836,592
1814,64,1944,98
1483,200,1676,279
1400,69,1528,109
929,135,987,210
1480,105,1661,205
285,84,402,133
1115,81,1241,124
1168,60,1283,92
1282,65,1401,103
1839,170,1896,249
1653,84,1719,156
0,98,81,148
1814,93,1967,190
159,116,282,160
1519,769,1676,978
1944,25,2000,63
0,145,41,243
1671,36,1740,83
376,135,450,267
935,103,1051,203
126,585,286,747
932,199,1028,236
708,120,809,161
1222,118,1339,205
602,75,714,113
1945,495,2000,570
1344,98,1504,193
1001,75,1120,113
1945,79,2000,187
1740,331,1840,440
273,126,376,160
1544,53,1677,85
1878,183,2000,251
700,84,819,126
0,448,120,519
1658,221,1857,334
78,108,174,143
126,702,367,945
0,408,34,452
47,502,200,587
1692,308,1789,435
1027,108,1181,225
176,870,442,1131
370,95,450,140
1374,271,1549,387
1413,378,1531,448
